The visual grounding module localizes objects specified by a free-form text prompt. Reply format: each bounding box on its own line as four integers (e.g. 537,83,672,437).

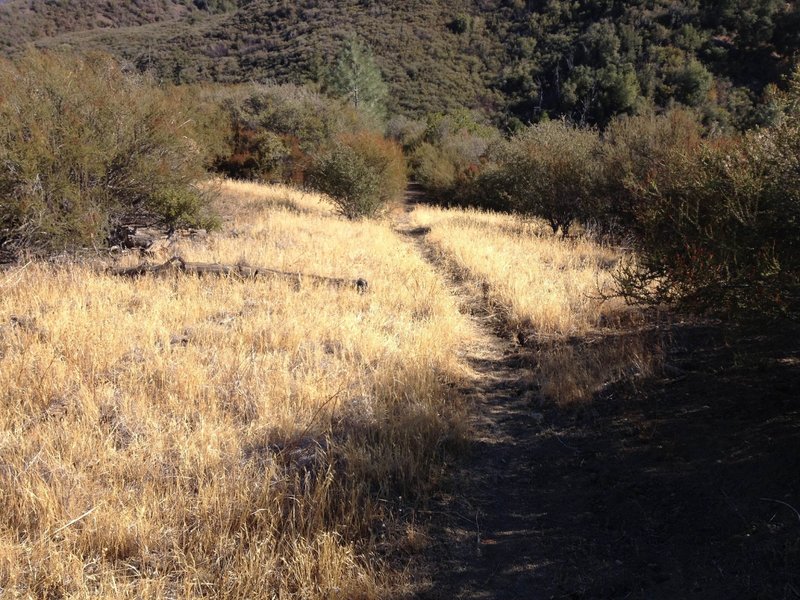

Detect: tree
670,58,714,108
324,38,388,122
498,120,602,236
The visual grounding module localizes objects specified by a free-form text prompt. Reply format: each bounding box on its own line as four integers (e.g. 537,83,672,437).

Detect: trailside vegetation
0,51,214,255
489,120,602,236
449,71,800,320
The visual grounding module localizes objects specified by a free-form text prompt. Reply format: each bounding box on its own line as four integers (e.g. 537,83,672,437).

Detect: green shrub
462,161,513,213
150,186,219,230
448,13,472,34
307,145,382,219
338,132,407,205
495,120,602,235
0,50,213,254
307,133,406,219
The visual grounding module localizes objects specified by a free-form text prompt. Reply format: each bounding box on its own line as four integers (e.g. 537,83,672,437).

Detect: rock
170,333,190,346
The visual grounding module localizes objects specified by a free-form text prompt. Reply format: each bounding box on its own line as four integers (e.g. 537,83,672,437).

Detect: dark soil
399,190,800,600
414,323,800,600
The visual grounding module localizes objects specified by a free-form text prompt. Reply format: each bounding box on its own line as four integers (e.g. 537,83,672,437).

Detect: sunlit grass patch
409,203,661,405
0,181,474,598
212,178,338,218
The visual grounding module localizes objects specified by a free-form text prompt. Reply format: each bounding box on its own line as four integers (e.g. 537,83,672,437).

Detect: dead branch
108,256,369,293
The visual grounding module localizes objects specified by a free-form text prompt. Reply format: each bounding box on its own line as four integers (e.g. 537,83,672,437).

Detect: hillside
17,0,502,118
0,0,215,51
1,0,800,124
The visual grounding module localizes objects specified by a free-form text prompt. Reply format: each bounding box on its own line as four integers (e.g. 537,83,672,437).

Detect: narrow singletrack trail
392,186,582,599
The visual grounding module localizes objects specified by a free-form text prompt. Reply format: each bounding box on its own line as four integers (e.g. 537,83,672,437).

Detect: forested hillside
1,0,799,126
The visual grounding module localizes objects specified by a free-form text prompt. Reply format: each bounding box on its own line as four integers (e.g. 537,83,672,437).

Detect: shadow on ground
415,322,800,600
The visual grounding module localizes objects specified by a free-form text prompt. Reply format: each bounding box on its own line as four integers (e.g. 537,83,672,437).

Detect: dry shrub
0,50,214,255
207,83,380,184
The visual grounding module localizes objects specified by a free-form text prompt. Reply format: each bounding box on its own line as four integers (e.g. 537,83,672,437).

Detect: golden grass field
408,205,659,403
0,181,474,598
0,180,654,598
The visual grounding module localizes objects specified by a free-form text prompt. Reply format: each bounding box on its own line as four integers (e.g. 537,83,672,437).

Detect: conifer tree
326,38,388,121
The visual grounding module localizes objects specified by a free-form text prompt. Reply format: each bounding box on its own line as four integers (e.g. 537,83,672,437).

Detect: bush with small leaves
307,134,406,219
0,50,214,254
610,89,800,319
493,120,602,235
600,109,704,232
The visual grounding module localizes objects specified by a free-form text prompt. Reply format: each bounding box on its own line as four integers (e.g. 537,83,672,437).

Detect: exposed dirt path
393,186,800,600
393,186,564,598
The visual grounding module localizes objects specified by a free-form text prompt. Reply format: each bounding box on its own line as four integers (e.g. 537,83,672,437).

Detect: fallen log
109,256,369,293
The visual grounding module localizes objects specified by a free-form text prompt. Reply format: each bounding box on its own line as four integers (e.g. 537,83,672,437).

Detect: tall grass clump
0,50,214,255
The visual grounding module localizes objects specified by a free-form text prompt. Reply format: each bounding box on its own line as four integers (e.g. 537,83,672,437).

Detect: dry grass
0,178,666,598
408,204,661,404
206,178,339,220
0,181,474,598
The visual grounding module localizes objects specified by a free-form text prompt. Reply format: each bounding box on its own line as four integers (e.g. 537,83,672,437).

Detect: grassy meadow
408,205,659,404
0,181,473,598
0,179,656,597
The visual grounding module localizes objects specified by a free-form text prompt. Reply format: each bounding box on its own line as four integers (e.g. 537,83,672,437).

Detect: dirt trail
394,186,564,598
393,186,800,600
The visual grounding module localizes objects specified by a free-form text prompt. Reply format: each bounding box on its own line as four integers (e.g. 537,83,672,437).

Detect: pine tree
326,38,388,121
